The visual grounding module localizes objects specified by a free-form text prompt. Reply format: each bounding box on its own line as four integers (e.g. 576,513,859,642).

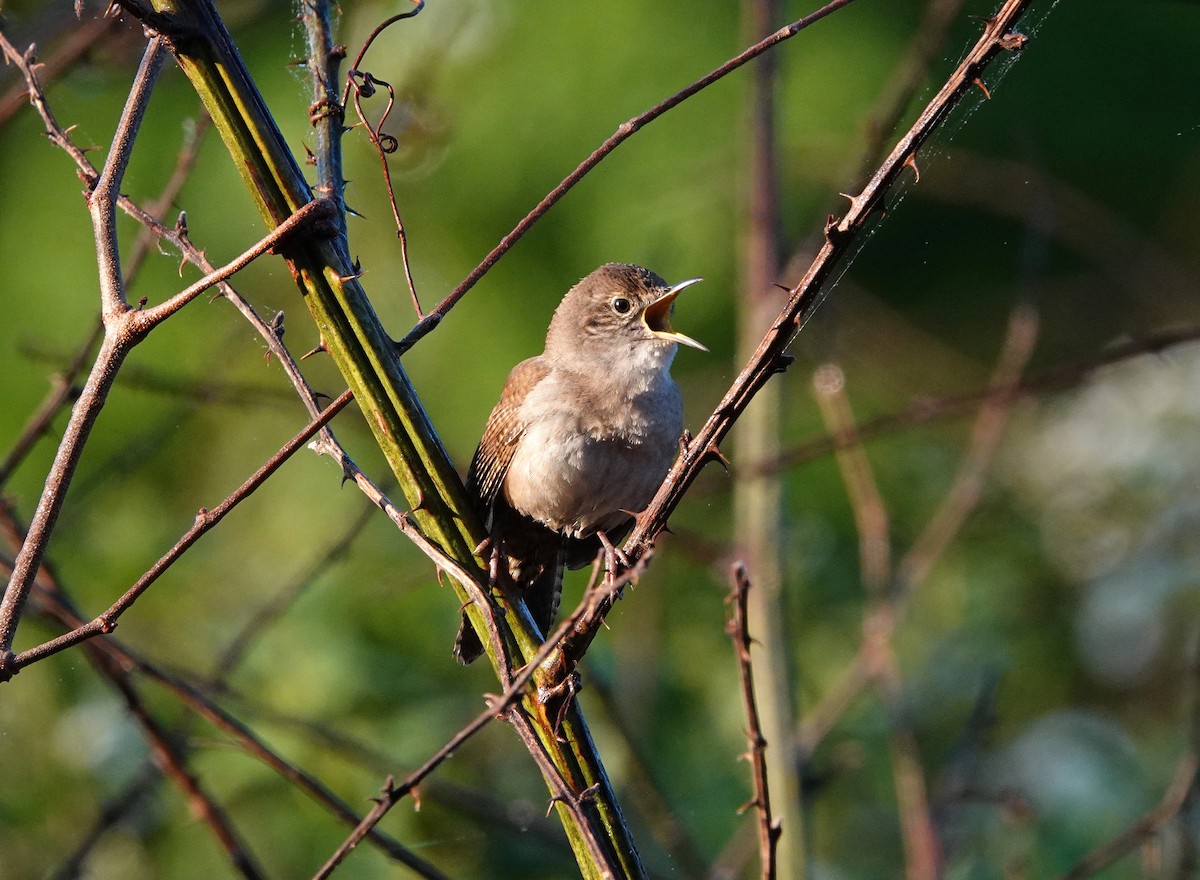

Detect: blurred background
1,0,1198,877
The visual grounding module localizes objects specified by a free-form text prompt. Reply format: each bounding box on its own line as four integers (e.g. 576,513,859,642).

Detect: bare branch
2,389,354,677
394,0,860,355
559,0,1040,663
895,305,1038,595
812,364,891,596
1058,756,1199,880
313,556,650,877
750,320,1200,479
138,198,337,325
727,563,782,880
87,36,167,318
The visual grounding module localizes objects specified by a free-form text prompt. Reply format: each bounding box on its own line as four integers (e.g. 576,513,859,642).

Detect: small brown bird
454,263,705,664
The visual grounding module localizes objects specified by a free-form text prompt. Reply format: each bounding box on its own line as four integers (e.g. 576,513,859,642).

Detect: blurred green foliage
1,0,1199,878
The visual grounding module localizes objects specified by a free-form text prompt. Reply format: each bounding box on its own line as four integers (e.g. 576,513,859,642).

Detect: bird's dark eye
610,296,633,315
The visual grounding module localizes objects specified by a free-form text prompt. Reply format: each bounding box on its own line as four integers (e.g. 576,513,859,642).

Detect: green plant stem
115,1,644,876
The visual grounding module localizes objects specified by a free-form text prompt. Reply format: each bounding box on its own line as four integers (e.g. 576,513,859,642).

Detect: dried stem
16,564,448,879
560,0,1039,663
894,306,1037,594
751,320,1200,480
0,31,338,672
346,69,422,316
813,364,891,596
728,563,782,880
1058,756,1199,880
736,0,806,874
313,559,647,878
2,389,353,676
394,0,860,355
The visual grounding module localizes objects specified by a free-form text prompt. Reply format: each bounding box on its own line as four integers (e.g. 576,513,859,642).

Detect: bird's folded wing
466,356,550,515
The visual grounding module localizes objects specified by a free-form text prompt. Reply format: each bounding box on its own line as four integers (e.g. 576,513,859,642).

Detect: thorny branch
393,0,860,355
0,536,449,879
313,556,650,878
0,31,340,674
558,0,1039,663
728,564,782,880
2,388,353,677
0,1,1090,876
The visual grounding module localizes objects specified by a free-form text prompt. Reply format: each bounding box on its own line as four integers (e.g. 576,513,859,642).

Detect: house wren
454,263,705,664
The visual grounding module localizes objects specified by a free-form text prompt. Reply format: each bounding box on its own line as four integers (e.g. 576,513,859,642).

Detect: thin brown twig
18,573,450,880
393,0,860,355
727,563,782,880
895,305,1039,596
0,34,168,662
813,369,939,880
139,198,337,325
1058,755,1199,880
135,682,271,873
339,0,425,109
748,320,1200,480
301,0,347,233
813,364,891,596
735,0,805,874
88,35,167,317
347,68,422,316
101,658,269,879
560,0,1039,664
2,388,354,678
312,554,651,878
0,513,269,880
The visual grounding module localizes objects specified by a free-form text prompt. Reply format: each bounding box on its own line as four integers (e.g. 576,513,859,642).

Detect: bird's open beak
643,278,707,351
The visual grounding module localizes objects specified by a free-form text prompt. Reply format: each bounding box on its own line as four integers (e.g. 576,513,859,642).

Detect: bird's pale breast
503,368,681,536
